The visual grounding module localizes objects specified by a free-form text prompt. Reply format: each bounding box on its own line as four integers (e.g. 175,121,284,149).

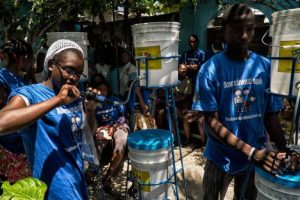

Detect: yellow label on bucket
278,40,300,73
131,166,150,192
134,46,162,70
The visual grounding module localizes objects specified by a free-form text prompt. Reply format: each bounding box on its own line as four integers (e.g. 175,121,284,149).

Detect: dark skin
188,10,287,173
0,52,33,109
178,36,200,75
0,50,97,136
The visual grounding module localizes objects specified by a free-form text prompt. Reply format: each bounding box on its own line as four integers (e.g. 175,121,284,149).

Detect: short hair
189,34,199,43
121,49,132,58
1,38,33,63
222,3,254,30
89,72,106,88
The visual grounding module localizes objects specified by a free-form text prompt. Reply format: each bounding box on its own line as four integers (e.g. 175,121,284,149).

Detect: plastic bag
81,112,99,166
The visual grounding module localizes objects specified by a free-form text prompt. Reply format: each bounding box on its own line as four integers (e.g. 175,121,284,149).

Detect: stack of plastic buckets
270,8,300,96
131,22,180,87
127,129,172,199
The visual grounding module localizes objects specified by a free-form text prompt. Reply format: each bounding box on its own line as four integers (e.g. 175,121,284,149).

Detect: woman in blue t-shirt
0,39,98,200
90,78,129,193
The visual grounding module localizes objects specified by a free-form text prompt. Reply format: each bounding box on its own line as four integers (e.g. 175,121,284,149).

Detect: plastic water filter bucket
131,22,180,87
47,32,89,78
255,146,300,199
127,129,172,199
270,8,300,96
255,168,300,200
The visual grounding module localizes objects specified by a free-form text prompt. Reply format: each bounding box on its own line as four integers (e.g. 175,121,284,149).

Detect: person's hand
189,64,199,71
84,87,99,112
184,110,200,123
252,149,286,174
108,125,115,136
141,105,149,116
57,84,80,105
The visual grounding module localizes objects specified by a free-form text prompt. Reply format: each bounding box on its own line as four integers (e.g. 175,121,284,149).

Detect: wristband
248,147,256,161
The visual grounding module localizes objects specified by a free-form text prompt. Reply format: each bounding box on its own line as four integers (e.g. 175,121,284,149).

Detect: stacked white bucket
270,8,300,96
46,32,89,78
131,22,180,87
127,129,172,199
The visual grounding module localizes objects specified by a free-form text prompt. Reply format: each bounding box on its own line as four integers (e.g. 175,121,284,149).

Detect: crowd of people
0,3,299,200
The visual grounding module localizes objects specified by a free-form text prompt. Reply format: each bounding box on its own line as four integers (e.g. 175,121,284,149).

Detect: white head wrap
43,39,84,74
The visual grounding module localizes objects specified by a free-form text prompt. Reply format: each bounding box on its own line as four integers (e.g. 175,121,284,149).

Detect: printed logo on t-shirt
233,88,256,113
223,78,263,122
56,103,83,150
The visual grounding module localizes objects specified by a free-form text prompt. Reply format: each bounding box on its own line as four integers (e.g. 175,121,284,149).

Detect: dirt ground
88,143,235,200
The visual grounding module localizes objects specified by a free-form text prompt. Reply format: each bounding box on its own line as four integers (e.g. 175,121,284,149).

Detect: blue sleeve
117,104,126,116
192,63,218,111
266,94,282,113
0,72,5,88
197,50,205,66
9,86,33,103
111,96,126,115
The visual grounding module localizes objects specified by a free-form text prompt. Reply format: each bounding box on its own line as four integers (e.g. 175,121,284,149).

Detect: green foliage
0,177,47,200
127,0,189,16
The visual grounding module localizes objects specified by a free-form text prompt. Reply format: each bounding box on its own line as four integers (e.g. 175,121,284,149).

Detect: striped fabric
202,159,257,200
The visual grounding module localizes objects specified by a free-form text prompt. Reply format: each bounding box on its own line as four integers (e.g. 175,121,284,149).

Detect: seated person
119,49,156,130
177,65,205,146
90,79,129,193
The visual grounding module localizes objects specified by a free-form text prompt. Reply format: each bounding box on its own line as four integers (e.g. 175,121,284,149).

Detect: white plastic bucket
131,22,180,87
270,8,300,96
255,146,300,199
46,32,89,78
127,129,172,199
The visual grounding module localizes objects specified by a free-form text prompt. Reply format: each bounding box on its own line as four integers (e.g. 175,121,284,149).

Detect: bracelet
248,147,256,161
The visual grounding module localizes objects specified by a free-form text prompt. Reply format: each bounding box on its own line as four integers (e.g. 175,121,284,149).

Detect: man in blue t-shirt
179,34,205,88
191,4,287,199
178,34,206,145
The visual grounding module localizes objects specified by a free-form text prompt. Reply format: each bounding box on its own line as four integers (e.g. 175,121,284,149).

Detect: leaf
0,177,47,200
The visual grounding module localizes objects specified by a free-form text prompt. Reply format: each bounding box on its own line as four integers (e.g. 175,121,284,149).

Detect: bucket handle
262,29,300,63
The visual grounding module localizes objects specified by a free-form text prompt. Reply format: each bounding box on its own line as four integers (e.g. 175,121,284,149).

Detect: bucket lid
127,129,172,151
272,8,300,19
255,167,300,188
131,22,180,29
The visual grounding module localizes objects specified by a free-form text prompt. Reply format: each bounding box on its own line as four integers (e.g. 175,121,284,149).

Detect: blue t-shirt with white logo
95,96,126,126
192,51,282,173
9,84,88,200
0,67,25,154
179,48,205,85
